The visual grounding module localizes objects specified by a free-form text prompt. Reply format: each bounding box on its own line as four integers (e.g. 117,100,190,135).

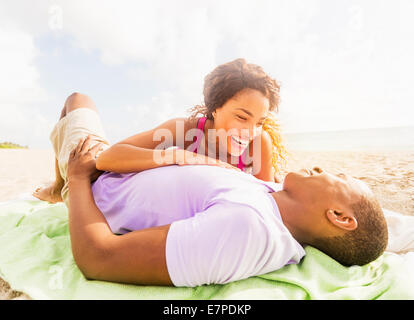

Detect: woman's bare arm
96,144,175,173
95,117,240,174
96,117,188,173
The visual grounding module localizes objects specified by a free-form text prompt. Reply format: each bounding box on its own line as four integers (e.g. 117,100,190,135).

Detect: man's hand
67,135,105,183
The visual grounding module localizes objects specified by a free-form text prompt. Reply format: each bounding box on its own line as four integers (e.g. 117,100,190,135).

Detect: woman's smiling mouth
231,136,249,146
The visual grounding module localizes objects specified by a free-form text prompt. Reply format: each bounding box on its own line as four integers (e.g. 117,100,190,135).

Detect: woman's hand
172,147,242,172
67,135,105,183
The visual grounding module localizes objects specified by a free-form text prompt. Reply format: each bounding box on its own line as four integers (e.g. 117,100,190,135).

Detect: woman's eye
257,123,264,127
236,115,247,121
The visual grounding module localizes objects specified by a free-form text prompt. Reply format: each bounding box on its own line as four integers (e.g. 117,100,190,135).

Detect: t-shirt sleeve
165,202,280,287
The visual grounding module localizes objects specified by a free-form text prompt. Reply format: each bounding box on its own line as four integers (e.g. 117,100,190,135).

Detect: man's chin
282,172,301,191
281,172,291,190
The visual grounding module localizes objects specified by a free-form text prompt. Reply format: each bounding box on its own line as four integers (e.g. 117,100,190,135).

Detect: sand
0,149,56,300
0,149,56,203
281,150,414,216
0,148,413,299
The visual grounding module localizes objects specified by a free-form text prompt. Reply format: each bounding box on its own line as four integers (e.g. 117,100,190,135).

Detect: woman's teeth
231,136,248,146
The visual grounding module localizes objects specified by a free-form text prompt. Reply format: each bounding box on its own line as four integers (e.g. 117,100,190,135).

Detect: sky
1,0,413,149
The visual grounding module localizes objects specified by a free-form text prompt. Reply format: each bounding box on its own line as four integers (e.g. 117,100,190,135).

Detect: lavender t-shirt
91,165,305,287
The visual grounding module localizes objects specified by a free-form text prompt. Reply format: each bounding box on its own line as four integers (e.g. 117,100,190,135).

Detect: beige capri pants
49,108,111,208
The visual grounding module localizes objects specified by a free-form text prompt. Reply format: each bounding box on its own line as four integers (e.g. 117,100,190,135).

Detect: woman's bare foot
32,182,63,203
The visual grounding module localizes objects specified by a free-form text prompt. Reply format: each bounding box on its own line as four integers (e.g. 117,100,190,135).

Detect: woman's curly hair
187,58,287,175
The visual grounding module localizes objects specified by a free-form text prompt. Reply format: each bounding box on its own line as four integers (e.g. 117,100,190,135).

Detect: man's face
282,167,372,236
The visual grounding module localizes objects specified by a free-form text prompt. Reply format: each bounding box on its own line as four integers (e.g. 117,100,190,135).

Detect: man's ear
325,209,358,231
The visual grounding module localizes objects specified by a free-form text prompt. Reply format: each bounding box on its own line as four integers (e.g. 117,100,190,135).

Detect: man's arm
67,135,173,286
68,178,173,286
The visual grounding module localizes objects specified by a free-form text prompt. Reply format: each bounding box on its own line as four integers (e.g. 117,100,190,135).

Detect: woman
33,58,287,203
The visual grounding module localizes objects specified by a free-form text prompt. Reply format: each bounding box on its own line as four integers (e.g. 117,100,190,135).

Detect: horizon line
283,124,414,135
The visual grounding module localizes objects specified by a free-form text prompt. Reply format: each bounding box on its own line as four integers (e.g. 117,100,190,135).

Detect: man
67,135,388,287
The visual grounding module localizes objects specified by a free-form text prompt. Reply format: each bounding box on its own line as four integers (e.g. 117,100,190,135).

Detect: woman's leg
63,92,99,114
33,92,98,203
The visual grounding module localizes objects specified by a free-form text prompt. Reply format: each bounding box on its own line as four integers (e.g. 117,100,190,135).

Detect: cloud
58,1,218,93
58,0,414,131
1,0,414,150
0,27,45,103
0,25,54,147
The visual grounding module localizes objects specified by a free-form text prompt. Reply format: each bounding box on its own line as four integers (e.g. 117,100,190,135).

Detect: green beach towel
0,198,413,300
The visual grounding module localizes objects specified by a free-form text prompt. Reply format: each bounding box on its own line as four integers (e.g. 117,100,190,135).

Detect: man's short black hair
312,195,388,266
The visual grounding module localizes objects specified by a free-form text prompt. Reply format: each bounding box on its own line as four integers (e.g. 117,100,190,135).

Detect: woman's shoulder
162,116,204,149
246,130,272,158
182,116,206,132
159,116,199,131
161,116,207,131
260,130,273,152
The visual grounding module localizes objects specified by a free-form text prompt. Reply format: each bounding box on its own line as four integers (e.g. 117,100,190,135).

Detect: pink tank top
190,117,245,171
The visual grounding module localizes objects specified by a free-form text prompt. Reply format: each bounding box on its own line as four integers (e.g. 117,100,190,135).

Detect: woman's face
213,88,270,156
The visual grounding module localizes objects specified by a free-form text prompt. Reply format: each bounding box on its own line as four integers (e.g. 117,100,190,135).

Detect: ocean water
283,126,414,151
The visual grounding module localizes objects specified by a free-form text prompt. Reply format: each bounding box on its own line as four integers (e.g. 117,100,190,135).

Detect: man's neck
270,190,308,245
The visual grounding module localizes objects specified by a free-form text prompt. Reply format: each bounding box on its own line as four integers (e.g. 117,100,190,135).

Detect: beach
282,150,414,216
0,148,413,299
